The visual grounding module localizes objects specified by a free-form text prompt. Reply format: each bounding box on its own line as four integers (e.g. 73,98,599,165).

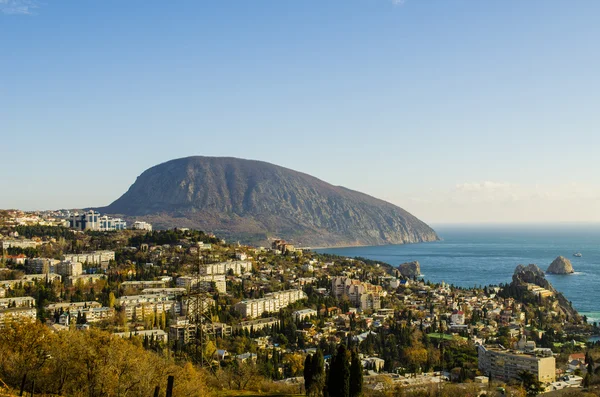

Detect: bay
316,224,600,323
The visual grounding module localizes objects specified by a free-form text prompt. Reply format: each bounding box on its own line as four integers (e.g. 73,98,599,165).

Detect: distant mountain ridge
98,156,439,247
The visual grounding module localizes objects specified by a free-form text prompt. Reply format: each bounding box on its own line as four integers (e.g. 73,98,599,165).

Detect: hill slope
99,156,439,247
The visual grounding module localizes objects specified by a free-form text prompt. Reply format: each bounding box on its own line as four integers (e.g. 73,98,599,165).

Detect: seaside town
0,209,599,397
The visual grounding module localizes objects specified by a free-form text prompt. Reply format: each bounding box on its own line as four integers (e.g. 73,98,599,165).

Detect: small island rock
547,256,574,275
398,261,421,277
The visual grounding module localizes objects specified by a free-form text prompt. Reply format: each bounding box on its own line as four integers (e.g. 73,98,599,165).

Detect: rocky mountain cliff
99,156,439,247
511,264,580,320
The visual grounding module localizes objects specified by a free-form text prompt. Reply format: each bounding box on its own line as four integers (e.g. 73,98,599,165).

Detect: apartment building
176,275,226,293
0,307,37,327
0,239,40,250
114,329,168,342
478,345,556,383
26,258,60,274
118,293,181,320
234,289,307,318
0,296,36,309
121,280,167,290
199,261,252,276
332,277,384,311
56,260,83,277
236,317,280,332
132,221,153,231
63,250,115,266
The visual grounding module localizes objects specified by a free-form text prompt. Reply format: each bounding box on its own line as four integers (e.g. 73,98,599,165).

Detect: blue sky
1,0,599,223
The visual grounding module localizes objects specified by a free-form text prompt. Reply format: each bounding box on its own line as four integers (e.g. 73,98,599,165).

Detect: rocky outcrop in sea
398,261,421,277
547,256,575,274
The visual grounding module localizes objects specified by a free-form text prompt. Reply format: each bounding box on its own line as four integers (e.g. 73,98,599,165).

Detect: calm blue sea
316,224,600,323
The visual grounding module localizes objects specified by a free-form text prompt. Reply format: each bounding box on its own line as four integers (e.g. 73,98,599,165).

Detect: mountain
98,156,439,247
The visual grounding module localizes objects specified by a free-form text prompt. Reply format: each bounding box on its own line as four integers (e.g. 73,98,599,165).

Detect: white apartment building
199,261,252,276
63,250,115,266
478,345,556,383
176,275,226,293
56,260,83,277
0,307,37,327
121,280,167,290
132,221,153,231
119,293,181,320
236,317,280,332
331,277,384,311
46,301,102,312
0,239,40,250
26,258,60,274
234,289,307,318
114,329,168,342
0,296,36,309
141,287,187,296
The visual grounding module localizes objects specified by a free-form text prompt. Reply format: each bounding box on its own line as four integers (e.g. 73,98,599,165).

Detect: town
0,209,599,397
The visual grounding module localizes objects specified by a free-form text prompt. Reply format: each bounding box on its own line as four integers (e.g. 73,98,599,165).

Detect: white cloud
455,181,512,192
392,0,407,5
0,0,38,15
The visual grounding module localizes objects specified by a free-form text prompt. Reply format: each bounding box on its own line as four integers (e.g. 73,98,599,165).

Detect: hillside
98,156,439,247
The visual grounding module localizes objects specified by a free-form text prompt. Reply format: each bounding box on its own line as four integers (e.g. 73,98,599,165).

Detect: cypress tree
329,344,350,397
349,350,363,397
310,350,325,396
304,354,313,395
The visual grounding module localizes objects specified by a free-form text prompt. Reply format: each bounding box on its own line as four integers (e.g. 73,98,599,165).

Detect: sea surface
316,224,600,323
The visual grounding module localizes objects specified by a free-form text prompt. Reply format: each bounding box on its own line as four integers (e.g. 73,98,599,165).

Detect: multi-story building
0,296,36,309
359,292,381,311
46,301,102,313
119,293,181,320
62,250,115,267
234,289,307,318
121,280,167,290
478,345,556,383
0,274,62,289
199,261,252,276
141,287,187,296
132,221,153,231
56,260,83,278
0,239,40,250
176,275,226,293
26,258,60,274
67,274,106,286
451,310,465,325
292,308,317,321
114,329,168,342
0,307,37,327
332,277,385,311
169,318,197,344
235,317,280,332
69,211,126,231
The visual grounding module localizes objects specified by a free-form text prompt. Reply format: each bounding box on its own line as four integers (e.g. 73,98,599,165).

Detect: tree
309,350,325,397
517,370,543,397
304,354,313,395
328,344,350,397
349,350,363,397
108,292,116,308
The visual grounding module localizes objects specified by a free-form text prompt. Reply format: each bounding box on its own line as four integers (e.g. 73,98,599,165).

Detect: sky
1,0,599,224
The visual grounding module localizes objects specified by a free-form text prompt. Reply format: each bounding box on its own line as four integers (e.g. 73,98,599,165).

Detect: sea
316,224,600,324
